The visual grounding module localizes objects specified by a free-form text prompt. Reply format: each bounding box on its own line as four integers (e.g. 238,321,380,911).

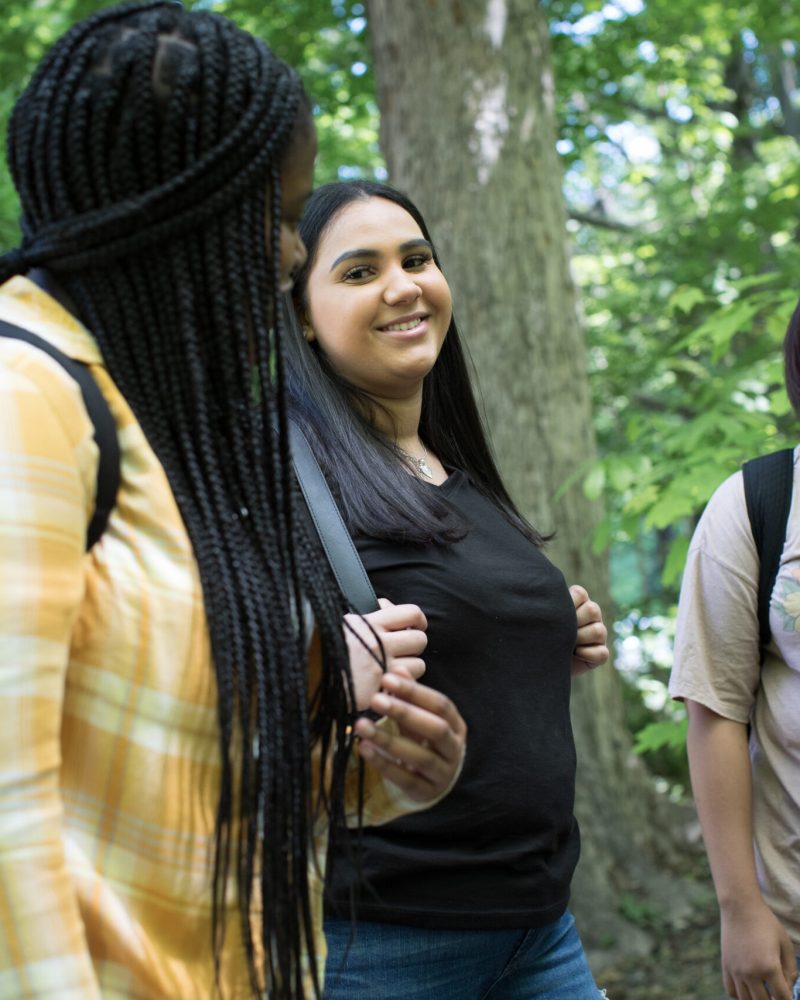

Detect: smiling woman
303,198,452,410
286,179,609,1000
288,180,542,543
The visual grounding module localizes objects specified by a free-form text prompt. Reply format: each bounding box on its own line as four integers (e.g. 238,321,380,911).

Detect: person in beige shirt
671,302,800,1000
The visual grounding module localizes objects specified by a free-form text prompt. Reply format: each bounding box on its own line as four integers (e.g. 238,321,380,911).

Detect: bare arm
686,700,797,1000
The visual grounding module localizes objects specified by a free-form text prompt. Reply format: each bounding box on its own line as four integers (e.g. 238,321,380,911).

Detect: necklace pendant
417,459,434,479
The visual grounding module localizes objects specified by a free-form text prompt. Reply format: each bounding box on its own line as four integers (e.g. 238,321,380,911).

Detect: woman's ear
293,302,315,342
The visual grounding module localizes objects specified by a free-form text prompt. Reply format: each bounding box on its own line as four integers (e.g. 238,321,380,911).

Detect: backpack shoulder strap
287,418,379,615
0,320,120,549
742,447,795,656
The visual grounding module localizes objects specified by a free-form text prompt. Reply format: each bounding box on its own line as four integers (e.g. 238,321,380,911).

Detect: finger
575,625,608,650
356,739,438,800
779,936,797,993
372,600,428,632
569,584,588,610
368,689,456,756
344,605,427,646
764,973,793,1000
743,980,773,1000
723,970,737,998
384,665,414,680
355,712,448,772
381,672,465,737
380,627,428,658
355,727,438,783
369,680,466,762
571,656,604,677
574,600,603,628
573,643,609,666
343,614,386,660
385,656,426,681
575,618,606,643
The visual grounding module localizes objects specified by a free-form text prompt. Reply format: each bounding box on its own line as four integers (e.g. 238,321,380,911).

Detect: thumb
377,598,395,610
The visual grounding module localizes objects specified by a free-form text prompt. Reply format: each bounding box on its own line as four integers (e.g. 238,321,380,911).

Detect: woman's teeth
384,318,424,332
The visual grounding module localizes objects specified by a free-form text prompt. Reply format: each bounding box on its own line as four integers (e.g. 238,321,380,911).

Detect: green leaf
583,463,606,501
669,286,706,314
661,534,690,587
726,271,782,292
591,516,614,555
634,717,688,755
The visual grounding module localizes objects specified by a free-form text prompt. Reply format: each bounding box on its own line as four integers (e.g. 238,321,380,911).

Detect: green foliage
614,606,689,792
551,0,800,786
221,0,382,183
548,0,800,617
634,715,688,755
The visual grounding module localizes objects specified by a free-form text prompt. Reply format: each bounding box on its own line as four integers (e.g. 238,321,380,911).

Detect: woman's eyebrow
329,238,432,272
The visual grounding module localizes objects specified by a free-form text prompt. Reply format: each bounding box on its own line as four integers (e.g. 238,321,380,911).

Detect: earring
303,324,315,342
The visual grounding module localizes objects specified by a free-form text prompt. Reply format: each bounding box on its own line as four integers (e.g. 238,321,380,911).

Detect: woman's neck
367,389,423,448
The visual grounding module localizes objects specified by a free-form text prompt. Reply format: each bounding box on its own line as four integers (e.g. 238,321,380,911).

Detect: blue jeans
323,911,604,999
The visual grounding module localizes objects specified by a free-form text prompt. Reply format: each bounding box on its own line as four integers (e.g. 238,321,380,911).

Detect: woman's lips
377,314,430,336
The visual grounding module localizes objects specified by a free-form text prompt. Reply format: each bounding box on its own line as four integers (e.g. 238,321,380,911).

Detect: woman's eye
343,265,374,281
404,253,432,270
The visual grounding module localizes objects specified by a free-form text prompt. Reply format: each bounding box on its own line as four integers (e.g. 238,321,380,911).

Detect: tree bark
367,0,689,960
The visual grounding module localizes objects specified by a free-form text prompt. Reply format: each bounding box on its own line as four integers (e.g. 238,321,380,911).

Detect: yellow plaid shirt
0,277,420,999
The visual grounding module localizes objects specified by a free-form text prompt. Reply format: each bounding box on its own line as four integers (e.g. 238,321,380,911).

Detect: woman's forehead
318,198,423,256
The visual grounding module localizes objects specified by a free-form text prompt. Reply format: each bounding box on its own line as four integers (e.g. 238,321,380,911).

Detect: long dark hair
288,179,542,545
0,5,355,996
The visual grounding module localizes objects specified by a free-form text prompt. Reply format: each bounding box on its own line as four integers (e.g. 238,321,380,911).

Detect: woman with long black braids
0,6,466,998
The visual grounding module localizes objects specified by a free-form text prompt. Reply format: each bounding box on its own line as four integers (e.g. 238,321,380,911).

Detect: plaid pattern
0,278,417,998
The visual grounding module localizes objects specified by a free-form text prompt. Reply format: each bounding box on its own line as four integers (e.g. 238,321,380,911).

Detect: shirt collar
0,275,103,366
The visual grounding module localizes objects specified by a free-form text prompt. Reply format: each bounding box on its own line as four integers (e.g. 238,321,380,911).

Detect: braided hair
0,4,357,996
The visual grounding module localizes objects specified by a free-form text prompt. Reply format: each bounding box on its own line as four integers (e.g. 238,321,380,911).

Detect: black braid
1,5,358,997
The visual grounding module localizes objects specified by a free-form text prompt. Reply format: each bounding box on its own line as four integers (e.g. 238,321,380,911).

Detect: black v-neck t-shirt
325,470,581,929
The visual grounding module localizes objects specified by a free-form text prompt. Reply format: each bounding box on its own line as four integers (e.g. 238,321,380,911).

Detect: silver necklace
399,443,434,479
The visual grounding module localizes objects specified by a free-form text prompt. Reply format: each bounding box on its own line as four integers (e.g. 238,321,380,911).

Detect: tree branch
567,208,635,232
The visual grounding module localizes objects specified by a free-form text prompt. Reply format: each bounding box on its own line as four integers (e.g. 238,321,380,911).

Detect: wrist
718,888,767,915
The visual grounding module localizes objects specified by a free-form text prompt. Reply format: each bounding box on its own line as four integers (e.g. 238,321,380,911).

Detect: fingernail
372,693,390,711
359,721,376,738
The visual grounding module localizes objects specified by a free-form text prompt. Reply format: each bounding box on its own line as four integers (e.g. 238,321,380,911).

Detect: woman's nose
383,269,421,305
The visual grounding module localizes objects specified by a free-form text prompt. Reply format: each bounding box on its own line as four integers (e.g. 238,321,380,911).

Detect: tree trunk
367,0,691,961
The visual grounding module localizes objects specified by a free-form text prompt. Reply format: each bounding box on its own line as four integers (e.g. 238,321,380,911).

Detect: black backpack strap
0,320,120,549
742,447,795,656
287,419,379,615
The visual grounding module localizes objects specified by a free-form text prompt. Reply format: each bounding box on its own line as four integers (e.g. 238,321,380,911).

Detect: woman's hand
344,598,427,711
570,584,609,677
720,897,797,1000
354,673,467,805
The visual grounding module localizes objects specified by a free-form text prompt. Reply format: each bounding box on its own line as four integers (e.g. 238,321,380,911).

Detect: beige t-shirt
670,450,800,951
